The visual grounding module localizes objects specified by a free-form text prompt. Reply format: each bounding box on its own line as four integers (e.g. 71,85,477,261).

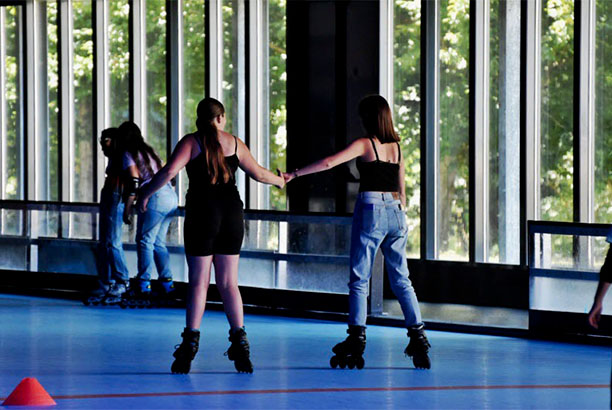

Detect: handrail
528,220,610,237
0,199,353,224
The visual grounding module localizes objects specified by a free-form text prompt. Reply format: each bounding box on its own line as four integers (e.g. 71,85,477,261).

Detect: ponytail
196,98,231,184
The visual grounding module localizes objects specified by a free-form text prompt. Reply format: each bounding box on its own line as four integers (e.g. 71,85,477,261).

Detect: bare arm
588,280,611,329
399,156,406,207
284,139,367,182
237,138,285,188
123,165,139,224
138,136,193,212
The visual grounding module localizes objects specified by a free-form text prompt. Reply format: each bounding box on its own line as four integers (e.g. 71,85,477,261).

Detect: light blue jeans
348,192,423,329
98,186,129,284
136,184,178,281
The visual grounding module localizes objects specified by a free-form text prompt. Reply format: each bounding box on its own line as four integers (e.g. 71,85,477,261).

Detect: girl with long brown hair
138,97,284,374
282,95,431,370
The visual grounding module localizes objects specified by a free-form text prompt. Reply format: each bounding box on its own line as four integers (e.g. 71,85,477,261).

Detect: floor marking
2,384,608,401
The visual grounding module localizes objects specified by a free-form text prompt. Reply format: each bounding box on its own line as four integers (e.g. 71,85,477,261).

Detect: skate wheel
356,356,365,369
347,357,355,369
83,300,91,306
330,356,339,369
338,358,346,369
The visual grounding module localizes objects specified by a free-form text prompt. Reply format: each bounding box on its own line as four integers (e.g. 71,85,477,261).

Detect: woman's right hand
275,169,286,189
588,302,603,329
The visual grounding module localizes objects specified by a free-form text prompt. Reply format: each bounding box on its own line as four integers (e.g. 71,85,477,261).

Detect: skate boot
171,328,200,374
330,325,366,369
83,283,110,306
102,281,127,305
120,278,152,309
154,278,178,307
404,324,431,369
225,327,253,373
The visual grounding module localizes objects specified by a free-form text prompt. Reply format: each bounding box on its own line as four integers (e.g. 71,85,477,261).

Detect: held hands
281,170,297,184
275,169,286,189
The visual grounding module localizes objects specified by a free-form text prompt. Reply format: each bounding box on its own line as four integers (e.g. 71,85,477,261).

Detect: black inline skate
83,283,110,306
152,278,179,307
171,328,200,374
225,327,253,373
404,324,431,369
120,278,152,309
330,325,366,369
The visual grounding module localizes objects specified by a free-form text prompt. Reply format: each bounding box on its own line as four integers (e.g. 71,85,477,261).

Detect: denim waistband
357,191,400,205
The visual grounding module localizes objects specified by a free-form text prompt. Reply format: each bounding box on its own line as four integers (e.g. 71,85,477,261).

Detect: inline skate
83,283,110,306
101,281,128,305
171,328,200,374
404,324,431,369
120,278,152,308
225,327,253,373
330,325,366,369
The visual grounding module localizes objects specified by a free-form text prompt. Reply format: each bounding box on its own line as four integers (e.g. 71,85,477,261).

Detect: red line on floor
2,384,608,401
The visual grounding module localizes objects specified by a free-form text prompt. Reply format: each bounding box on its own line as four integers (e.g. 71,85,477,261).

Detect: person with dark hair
117,121,178,303
282,95,431,370
85,128,131,306
138,97,284,374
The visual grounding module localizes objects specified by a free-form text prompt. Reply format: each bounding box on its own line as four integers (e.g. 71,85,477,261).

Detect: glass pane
3,6,23,201
488,0,521,264
73,0,94,203
438,0,470,261
222,0,239,136
268,0,287,210
2,6,24,236
47,2,59,201
182,0,205,205
146,0,167,160
109,0,130,126
595,0,612,223
394,0,421,258
540,0,574,222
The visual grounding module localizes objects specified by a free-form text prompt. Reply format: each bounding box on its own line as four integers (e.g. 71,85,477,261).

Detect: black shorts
183,195,244,256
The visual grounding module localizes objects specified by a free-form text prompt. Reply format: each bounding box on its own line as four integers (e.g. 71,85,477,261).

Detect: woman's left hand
139,196,150,213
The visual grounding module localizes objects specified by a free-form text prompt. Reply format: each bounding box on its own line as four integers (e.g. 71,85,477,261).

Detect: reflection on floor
384,300,529,329
0,294,609,409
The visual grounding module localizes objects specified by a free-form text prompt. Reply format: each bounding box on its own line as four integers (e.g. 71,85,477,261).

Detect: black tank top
356,138,401,192
185,133,240,199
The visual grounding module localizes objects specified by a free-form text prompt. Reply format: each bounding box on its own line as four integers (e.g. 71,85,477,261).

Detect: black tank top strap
234,136,238,155
396,141,401,163
369,138,380,161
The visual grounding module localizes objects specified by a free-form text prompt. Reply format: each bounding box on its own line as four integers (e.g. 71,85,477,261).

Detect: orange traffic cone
2,377,56,406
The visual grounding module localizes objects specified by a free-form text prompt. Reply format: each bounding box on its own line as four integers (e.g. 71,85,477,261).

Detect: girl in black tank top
137,98,285,375
281,95,432,370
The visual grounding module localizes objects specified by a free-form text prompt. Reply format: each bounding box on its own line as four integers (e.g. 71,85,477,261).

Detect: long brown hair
117,121,163,177
196,97,231,184
358,95,399,143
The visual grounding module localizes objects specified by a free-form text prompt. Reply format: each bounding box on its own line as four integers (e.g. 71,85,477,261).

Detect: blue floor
0,294,610,409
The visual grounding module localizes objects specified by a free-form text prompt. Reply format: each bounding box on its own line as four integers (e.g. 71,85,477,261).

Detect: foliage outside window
439,0,470,261
393,0,421,258
109,0,130,127
47,2,59,202
145,0,167,160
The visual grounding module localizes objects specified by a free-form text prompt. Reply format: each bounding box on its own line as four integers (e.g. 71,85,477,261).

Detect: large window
438,0,470,261
488,0,521,264
109,0,130,126
72,0,94,204
268,0,287,211
46,2,59,202
595,0,612,224
1,5,24,235
540,0,574,222
393,0,421,258
145,0,167,160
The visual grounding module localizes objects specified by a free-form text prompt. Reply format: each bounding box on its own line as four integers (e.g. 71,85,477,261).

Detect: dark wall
286,0,379,214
